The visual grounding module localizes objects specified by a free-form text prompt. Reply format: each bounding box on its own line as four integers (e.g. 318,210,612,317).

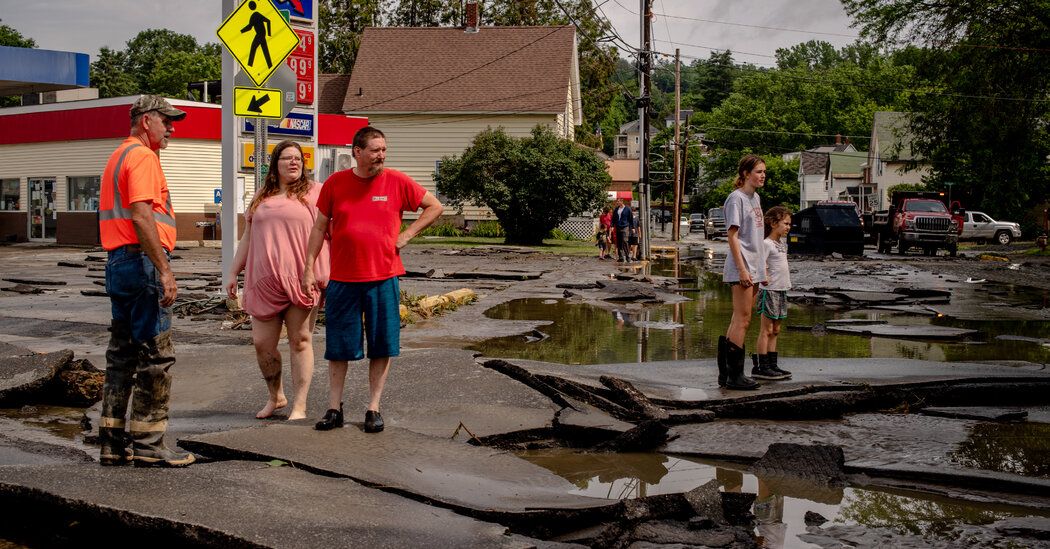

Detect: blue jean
105,246,172,343
101,246,176,442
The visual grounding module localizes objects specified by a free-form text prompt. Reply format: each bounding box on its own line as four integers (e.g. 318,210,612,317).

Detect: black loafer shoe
364,410,384,433
314,407,343,431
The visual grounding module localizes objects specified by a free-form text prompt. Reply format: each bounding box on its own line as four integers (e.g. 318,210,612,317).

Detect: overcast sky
0,0,859,66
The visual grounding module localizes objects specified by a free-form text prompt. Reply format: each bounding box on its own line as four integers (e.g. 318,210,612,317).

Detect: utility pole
672,48,681,241
638,0,653,260
681,114,690,215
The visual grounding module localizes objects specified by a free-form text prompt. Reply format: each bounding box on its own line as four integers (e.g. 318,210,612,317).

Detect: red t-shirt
317,168,427,282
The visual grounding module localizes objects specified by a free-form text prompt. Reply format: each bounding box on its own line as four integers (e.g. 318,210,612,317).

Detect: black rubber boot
725,341,759,390
129,333,194,467
768,351,792,378
100,323,136,466
752,353,789,381
716,336,728,387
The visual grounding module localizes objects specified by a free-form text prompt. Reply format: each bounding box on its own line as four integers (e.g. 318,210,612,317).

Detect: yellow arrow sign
234,86,284,119
217,0,300,87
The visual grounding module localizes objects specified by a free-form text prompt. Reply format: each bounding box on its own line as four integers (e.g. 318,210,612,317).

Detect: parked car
680,216,689,231
704,207,727,239
689,213,705,233
788,202,865,256
959,211,1022,245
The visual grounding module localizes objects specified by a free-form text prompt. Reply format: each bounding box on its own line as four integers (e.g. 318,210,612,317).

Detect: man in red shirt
302,127,443,433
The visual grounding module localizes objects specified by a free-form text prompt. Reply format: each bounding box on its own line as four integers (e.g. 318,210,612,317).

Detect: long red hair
247,140,311,214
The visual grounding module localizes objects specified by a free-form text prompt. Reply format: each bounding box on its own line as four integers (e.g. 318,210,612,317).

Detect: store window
68,176,100,211
1,179,19,210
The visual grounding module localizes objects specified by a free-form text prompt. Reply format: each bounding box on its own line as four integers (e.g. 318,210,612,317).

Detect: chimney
835,133,842,145
465,0,479,33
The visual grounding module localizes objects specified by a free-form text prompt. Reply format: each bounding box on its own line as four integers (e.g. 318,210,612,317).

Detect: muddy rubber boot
100,324,136,466
129,333,194,468
716,336,728,387
768,352,792,378
725,341,759,390
752,353,789,381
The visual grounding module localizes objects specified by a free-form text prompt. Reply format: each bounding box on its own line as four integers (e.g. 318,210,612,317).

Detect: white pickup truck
959,211,1022,245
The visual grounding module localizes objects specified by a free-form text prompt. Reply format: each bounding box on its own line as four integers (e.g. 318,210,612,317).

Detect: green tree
124,29,200,93
702,47,914,153
147,50,221,99
842,0,1050,225
694,152,799,213
90,47,138,98
388,0,462,27
1,23,36,107
0,23,36,48
436,126,610,245
319,0,383,74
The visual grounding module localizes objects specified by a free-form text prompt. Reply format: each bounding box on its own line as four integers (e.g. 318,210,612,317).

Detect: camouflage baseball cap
129,95,187,121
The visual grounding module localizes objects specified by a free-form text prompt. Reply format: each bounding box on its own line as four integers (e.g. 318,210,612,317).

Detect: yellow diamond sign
217,0,300,87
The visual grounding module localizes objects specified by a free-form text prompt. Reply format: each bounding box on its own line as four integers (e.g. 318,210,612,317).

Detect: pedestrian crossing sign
217,0,301,86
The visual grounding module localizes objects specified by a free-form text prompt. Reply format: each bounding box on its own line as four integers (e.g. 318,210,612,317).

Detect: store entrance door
28,178,56,241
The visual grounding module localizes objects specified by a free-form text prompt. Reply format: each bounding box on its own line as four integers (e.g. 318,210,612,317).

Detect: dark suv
704,207,727,239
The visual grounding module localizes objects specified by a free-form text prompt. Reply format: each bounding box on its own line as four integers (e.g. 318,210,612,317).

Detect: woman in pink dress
226,140,330,419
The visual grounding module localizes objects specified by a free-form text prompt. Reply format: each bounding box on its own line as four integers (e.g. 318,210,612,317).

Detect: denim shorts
105,246,172,343
324,278,401,361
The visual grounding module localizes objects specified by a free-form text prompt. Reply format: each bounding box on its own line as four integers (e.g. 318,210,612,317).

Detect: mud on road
0,238,1049,548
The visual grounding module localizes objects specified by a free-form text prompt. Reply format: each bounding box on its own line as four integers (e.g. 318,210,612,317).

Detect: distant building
868,111,930,209
614,119,660,160
322,20,582,221
798,137,856,210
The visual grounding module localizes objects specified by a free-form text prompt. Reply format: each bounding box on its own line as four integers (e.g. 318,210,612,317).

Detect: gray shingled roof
337,26,578,115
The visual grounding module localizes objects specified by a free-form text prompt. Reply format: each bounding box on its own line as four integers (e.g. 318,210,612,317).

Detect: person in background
97,95,194,467
611,199,634,263
597,205,613,260
715,154,766,391
751,205,792,381
226,140,330,420
303,126,443,434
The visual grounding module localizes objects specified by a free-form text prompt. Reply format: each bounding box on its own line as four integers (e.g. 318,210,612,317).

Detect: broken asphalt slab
664,413,1050,506
824,323,978,340
0,461,562,548
180,422,615,518
482,356,1050,405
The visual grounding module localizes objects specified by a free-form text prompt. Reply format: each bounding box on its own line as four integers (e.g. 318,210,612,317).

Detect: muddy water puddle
950,422,1050,478
471,260,1050,365
518,449,1049,547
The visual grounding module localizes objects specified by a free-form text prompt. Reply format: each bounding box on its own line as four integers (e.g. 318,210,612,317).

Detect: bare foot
256,397,288,419
287,408,307,421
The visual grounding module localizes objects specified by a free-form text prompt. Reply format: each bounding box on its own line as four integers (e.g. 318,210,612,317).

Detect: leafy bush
470,220,505,238
547,228,577,241
420,222,464,237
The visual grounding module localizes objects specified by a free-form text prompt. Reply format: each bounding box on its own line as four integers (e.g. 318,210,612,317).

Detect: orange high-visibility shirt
98,136,177,251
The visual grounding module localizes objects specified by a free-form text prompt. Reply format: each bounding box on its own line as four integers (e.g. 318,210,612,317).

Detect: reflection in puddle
0,406,87,441
471,265,1050,365
950,422,1050,478
518,449,1046,548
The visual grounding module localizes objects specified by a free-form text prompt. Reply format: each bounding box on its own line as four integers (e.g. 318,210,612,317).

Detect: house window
67,176,101,211
0,179,19,211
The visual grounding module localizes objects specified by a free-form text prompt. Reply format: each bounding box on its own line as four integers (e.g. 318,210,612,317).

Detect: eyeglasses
278,156,302,163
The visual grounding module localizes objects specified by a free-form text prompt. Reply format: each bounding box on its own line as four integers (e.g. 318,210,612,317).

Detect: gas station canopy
0,46,90,96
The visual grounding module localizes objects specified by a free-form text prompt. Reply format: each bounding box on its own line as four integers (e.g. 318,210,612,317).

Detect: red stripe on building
318,113,369,146
0,105,221,144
